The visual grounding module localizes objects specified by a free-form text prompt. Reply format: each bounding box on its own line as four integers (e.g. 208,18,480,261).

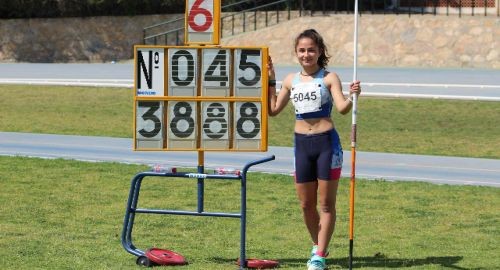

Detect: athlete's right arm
268,74,292,117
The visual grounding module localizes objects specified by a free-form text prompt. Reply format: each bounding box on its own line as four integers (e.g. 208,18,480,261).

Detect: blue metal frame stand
121,155,275,269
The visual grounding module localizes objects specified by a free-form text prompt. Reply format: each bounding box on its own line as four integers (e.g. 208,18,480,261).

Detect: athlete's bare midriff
294,117,335,135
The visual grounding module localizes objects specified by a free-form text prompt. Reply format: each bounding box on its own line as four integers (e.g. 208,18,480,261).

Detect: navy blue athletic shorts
294,129,343,183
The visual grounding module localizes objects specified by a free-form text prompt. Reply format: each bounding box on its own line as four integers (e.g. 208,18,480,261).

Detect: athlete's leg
316,178,339,255
295,181,319,245
294,132,319,244
313,130,340,255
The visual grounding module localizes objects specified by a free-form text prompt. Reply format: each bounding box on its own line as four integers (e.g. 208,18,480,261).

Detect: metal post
287,0,291,20
232,14,235,35
459,0,462,17
197,151,204,213
240,169,247,269
254,10,257,31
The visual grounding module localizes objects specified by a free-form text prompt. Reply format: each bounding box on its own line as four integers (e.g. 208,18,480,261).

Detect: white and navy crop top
290,69,333,120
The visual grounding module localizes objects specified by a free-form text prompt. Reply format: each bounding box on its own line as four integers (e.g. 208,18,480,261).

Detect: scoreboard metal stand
123,0,276,268
121,155,275,268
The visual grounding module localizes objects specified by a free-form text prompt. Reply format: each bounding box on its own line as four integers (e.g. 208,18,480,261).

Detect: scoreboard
133,46,269,152
133,0,269,152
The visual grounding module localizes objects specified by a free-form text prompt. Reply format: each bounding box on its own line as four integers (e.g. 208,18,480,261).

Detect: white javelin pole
348,0,359,269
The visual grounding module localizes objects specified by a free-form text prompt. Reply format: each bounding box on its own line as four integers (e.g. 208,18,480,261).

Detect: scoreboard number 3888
133,45,269,152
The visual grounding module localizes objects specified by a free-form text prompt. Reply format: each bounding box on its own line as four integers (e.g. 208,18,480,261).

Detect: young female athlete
267,29,361,270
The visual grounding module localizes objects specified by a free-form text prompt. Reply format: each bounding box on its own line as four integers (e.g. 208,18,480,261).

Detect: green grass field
1,157,498,269
0,85,499,269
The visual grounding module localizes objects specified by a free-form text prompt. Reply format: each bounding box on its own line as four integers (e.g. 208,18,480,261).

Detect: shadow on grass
328,254,481,269
212,254,484,269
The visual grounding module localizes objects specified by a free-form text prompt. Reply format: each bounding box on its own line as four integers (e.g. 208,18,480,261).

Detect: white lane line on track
360,160,500,173
0,78,133,82
0,151,192,166
0,138,129,150
0,136,277,159
359,92,500,101
353,173,500,187
356,82,500,89
2,79,500,90
0,80,132,88
0,151,282,172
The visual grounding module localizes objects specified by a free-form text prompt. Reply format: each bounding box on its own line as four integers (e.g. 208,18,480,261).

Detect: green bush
0,0,303,19
0,0,186,19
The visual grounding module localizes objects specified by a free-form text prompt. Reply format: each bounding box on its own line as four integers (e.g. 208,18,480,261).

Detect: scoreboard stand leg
197,152,205,213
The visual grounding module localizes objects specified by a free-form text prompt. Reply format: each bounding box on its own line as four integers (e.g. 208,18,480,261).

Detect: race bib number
291,82,322,114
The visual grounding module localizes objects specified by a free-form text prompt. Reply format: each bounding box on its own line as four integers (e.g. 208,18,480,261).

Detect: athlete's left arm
326,72,356,115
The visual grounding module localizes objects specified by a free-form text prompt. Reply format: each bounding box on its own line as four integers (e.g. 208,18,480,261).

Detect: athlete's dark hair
294,29,330,69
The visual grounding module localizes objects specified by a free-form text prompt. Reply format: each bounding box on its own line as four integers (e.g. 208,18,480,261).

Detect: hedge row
0,0,191,18
0,0,259,19
0,0,302,19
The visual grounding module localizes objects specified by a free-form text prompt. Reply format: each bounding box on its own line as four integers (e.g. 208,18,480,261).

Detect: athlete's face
295,37,321,68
